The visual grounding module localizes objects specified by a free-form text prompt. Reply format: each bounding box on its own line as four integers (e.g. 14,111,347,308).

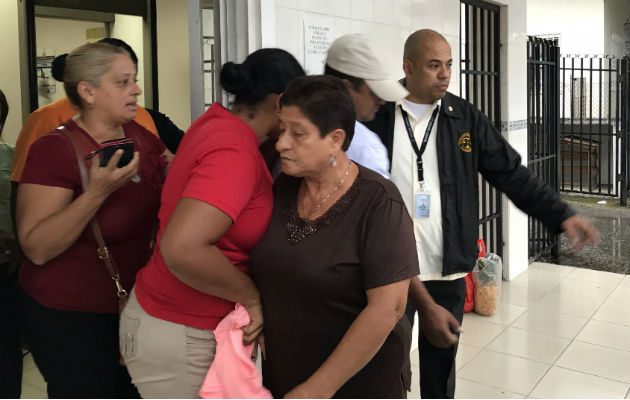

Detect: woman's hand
86,150,140,200
242,301,264,345
16,150,140,265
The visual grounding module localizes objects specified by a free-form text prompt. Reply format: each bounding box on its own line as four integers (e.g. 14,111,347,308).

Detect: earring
329,154,337,167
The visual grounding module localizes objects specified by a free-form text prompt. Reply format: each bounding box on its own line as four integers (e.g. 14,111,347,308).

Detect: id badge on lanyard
399,104,439,219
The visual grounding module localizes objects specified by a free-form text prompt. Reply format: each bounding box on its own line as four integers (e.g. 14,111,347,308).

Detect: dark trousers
0,264,22,398
407,278,466,399
18,288,139,399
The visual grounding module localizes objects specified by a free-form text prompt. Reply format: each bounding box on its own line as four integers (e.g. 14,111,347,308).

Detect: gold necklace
302,161,352,219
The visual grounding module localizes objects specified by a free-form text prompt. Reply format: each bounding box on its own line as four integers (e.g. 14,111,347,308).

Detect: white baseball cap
326,33,408,102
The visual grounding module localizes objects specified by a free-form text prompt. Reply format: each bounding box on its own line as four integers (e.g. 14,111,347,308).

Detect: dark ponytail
219,62,254,97
51,53,68,82
219,48,305,107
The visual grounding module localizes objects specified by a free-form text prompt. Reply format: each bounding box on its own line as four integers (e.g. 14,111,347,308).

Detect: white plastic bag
472,253,502,316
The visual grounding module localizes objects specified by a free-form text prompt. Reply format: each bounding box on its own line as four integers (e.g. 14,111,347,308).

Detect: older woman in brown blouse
250,75,420,398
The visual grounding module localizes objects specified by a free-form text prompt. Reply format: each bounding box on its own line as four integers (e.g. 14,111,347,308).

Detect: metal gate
621,57,629,206
559,54,630,205
527,36,560,261
460,0,502,256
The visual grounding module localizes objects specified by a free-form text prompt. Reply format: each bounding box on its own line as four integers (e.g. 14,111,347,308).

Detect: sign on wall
303,14,334,75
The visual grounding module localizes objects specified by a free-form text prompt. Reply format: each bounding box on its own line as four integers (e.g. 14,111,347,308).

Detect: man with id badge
365,29,600,398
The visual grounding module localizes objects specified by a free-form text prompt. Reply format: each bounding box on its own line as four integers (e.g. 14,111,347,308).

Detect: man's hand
561,215,600,250
418,302,461,348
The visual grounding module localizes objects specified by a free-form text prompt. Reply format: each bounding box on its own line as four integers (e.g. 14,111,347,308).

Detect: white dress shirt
346,121,390,178
390,99,467,281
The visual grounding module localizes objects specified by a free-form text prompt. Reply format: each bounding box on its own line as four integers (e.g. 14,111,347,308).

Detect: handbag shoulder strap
58,124,128,300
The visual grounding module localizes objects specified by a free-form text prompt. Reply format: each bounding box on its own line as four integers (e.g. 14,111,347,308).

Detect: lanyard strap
399,104,439,183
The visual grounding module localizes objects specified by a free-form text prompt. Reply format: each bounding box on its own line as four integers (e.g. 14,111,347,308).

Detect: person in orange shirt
11,39,158,183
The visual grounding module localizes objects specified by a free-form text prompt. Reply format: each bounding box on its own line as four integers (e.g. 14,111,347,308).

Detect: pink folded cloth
199,304,272,399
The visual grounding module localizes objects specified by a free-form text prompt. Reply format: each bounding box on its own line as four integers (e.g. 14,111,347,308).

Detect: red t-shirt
134,103,273,330
19,119,166,313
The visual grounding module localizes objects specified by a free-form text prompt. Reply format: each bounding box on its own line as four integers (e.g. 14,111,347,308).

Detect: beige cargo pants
119,289,216,399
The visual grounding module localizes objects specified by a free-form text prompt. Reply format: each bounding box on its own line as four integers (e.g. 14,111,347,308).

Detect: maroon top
250,165,419,398
19,119,166,314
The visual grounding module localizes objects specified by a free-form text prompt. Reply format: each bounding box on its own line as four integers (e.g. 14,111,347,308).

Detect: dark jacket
364,92,575,276
146,108,184,154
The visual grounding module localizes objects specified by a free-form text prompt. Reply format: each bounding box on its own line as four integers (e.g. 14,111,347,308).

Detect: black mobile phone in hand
99,138,135,167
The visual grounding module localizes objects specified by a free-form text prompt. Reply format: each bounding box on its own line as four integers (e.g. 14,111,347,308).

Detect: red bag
464,239,486,313
464,272,475,313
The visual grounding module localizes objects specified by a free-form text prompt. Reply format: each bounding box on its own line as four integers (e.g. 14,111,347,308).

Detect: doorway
25,0,158,112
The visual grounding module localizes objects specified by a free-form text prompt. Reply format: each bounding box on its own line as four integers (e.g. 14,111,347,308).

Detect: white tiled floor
20,263,630,399
407,263,630,399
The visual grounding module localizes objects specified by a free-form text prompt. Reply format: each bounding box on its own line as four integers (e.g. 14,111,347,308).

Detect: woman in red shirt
122,49,304,398
17,43,171,397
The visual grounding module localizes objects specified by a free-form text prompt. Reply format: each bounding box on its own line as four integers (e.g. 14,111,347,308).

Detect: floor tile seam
505,307,529,328
526,356,555,397
550,284,618,301
521,275,566,288
478,344,562,368
563,273,626,285
508,324,579,341
591,315,630,327
528,365,630,398
499,299,530,308
487,323,574,353
463,315,511,328
536,287,610,305
455,376,528,397
583,277,630,322
607,280,630,296
474,347,553,367
466,320,510,348
571,337,630,353
465,308,526,328
455,344,483,372
550,363,630,384
575,334,630,355
546,282,620,319
536,307,598,321
561,275,625,289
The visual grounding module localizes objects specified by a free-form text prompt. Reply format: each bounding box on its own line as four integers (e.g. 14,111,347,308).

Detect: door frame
25,0,158,112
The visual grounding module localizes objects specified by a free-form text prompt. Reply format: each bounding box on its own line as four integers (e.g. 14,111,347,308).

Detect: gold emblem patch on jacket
458,133,472,152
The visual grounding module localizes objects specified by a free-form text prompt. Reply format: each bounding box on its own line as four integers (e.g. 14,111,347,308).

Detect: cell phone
99,138,135,168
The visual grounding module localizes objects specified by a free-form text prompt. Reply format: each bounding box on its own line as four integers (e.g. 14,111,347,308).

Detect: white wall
274,0,529,279
35,17,104,105
274,0,463,96
112,14,146,106
499,0,530,281
528,0,605,54
0,0,24,145
156,0,191,130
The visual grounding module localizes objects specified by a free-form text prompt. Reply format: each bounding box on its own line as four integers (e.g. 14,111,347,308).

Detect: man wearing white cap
325,33,465,396
325,33,408,178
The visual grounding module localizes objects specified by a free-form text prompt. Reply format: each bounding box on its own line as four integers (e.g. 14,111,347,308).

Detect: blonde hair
63,42,129,108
